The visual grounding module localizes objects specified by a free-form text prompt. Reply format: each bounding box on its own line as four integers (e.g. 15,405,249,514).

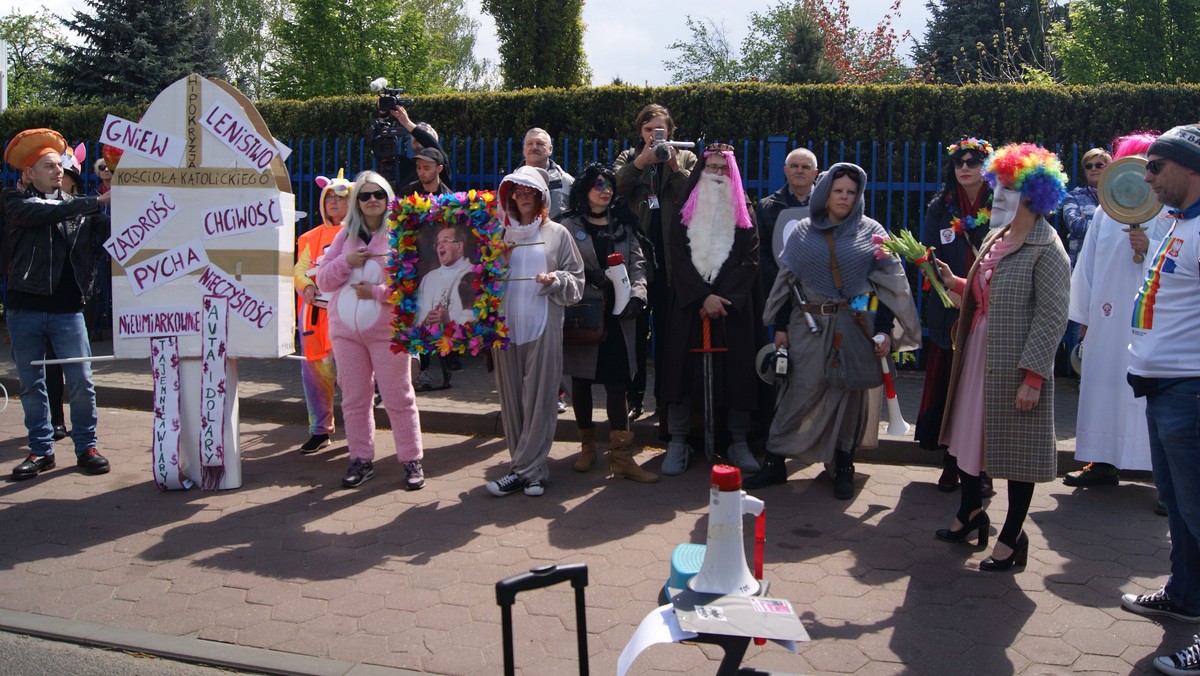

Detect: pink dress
942,239,1014,476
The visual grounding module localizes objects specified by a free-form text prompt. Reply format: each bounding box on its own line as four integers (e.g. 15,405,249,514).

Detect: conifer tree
52,0,225,105
482,0,591,89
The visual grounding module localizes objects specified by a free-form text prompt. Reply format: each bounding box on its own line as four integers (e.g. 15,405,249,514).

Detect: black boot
834,450,855,500
743,452,787,489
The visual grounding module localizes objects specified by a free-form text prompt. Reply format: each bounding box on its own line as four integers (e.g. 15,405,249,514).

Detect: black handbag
563,295,607,344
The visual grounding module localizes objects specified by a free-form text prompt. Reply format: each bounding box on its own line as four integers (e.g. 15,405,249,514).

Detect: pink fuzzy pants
332,335,423,463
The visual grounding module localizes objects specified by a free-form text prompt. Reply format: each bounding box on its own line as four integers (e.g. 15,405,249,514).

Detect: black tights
572,377,628,431
957,470,984,524
957,472,1034,547
998,480,1034,547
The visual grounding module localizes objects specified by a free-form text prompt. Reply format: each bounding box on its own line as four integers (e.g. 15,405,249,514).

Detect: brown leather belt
797,302,844,315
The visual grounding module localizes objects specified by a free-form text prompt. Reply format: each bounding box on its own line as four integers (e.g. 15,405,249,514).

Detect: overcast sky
27,0,932,88
464,0,933,86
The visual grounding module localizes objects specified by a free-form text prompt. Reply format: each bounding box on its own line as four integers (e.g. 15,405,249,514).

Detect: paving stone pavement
0,396,1190,675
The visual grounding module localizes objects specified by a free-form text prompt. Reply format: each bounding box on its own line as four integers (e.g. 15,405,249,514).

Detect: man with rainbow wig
1121,123,1200,676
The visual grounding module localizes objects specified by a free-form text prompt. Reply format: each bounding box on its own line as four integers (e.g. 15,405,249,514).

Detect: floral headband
947,137,993,157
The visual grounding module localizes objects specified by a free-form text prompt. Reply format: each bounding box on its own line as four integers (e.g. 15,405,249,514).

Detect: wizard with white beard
659,144,765,475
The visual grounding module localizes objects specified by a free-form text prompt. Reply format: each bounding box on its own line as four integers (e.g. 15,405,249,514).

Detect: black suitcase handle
496,563,589,675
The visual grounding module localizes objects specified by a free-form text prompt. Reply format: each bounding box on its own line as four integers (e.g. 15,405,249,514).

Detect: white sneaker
725,440,760,474
523,479,545,496
662,442,690,475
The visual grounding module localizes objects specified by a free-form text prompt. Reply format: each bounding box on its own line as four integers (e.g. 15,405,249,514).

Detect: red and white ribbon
199,296,229,490
150,336,190,490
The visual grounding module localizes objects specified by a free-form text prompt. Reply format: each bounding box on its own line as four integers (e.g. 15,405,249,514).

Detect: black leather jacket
3,185,108,302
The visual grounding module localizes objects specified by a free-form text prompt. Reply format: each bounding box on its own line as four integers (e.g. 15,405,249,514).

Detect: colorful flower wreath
950,206,991,235
946,137,993,157
387,190,509,357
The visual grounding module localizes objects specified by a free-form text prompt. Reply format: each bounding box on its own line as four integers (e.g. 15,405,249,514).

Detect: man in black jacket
754,147,819,292
3,128,111,480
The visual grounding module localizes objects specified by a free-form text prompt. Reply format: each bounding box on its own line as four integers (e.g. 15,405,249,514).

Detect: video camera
369,77,417,167
651,128,696,162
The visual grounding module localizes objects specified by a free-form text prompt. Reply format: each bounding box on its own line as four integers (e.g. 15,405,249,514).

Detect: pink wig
1112,132,1160,159
680,150,754,229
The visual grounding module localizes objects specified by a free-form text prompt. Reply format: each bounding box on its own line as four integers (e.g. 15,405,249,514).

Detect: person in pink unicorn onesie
316,170,425,490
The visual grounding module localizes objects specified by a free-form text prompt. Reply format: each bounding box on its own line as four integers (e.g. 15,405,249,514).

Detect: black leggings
998,480,1035,547
958,472,1034,547
572,377,628,431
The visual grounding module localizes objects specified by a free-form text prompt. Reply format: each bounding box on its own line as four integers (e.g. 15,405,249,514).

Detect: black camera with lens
367,77,416,163
651,128,696,162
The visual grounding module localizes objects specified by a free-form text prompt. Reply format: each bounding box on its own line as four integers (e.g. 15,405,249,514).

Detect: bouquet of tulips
872,229,955,308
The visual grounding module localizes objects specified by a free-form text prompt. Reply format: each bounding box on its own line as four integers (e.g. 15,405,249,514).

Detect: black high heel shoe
935,510,990,548
980,532,1029,572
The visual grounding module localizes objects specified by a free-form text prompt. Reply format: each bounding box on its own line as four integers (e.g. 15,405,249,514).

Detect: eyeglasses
704,164,730,175
592,178,613,192
953,158,982,169
512,185,539,197
1084,162,1108,171
357,189,388,202
1146,158,1169,175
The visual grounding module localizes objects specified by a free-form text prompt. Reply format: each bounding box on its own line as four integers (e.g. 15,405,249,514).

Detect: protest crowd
5,102,1200,675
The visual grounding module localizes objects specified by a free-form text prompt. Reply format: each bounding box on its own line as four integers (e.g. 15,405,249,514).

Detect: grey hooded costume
492,166,585,484
763,162,921,465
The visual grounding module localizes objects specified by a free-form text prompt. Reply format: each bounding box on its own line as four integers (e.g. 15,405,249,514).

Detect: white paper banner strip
151,337,190,491
201,195,284,240
101,114,185,167
199,296,229,490
195,265,277,329
200,102,278,172
104,191,180,265
117,307,202,339
126,239,210,296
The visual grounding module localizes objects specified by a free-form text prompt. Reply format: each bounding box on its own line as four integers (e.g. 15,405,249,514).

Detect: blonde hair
343,170,395,243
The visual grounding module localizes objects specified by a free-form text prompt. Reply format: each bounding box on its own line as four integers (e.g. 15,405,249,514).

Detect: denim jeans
1145,377,1200,614
8,308,97,457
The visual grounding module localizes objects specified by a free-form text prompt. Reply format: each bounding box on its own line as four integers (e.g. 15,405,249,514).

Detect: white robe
416,256,474,326
1068,206,1171,470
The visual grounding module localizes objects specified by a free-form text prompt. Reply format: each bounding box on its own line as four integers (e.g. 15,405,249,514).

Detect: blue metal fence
3,135,1101,239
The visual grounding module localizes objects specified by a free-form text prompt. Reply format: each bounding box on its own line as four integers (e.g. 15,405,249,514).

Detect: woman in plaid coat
934,144,1071,572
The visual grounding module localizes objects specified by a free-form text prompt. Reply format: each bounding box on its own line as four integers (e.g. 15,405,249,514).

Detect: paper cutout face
388,191,507,356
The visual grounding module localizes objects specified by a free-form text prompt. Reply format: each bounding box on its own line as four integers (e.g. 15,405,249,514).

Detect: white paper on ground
616,604,698,676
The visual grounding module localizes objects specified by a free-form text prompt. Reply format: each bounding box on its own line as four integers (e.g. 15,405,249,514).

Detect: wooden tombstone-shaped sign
105,74,295,490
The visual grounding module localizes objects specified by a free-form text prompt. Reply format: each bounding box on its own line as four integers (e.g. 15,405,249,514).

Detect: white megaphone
605,252,631,315
690,465,765,596
874,335,911,437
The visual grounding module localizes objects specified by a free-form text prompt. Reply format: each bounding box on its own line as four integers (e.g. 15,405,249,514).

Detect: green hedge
4,82,1199,146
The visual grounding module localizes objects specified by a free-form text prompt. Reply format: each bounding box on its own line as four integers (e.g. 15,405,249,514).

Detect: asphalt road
0,631,251,676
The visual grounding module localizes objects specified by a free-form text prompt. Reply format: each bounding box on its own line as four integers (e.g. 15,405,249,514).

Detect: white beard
686,174,736,284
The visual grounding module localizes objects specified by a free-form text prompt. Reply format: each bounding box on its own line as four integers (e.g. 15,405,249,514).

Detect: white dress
1068,206,1171,470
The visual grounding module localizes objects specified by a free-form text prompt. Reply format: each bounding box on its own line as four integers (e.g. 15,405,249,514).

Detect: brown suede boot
574,427,597,472
607,430,658,483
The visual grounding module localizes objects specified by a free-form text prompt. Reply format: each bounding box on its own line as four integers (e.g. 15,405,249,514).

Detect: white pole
0,40,8,112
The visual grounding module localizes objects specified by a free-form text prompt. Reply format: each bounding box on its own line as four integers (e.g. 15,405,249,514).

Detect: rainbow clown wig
984,143,1068,216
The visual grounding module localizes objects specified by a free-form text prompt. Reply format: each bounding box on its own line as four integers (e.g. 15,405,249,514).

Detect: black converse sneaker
1156,635,1200,675
1122,588,1200,623
486,472,524,497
